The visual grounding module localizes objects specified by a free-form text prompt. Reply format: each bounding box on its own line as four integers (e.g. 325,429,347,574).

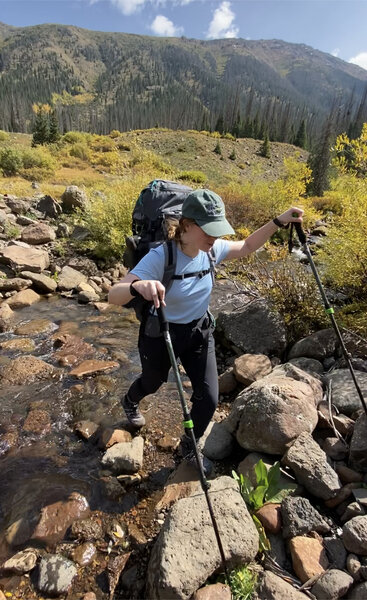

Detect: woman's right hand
132,280,166,308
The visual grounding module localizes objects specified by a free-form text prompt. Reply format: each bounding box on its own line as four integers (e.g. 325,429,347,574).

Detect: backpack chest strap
171,268,213,280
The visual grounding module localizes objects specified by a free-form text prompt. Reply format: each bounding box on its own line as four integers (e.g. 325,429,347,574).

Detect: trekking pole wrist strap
273,217,288,229
129,280,141,297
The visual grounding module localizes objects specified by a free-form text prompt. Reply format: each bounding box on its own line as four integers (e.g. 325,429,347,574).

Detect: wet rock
6,288,41,309
23,409,51,435
101,437,144,474
147,476,259,600
343,516,367,555
324,536,347,570
289,357,324,377
70,359,119,378
288,328,338,361
0,337,36,352
70,516,103,541
0,302,14,332
38,554,77,596
193,583,232,600
72,541,96,566
57,265,87,291
226,370,319,455
0,277,32,292
53,334,95,366
61,185,89,213
0,355,58,385
107,552,131,599
310,568,353,599
233,353,272,385
37,195,62,218
201,421,234,460
254,570,309,599
74,420,99,441
283,432,342,500
31,492,90,547
21,222,56,245
326,370,367,416
0,244,50,272
14,318,56,336
256,503,282,534
0,430,19,456
217,299,287,357
1,549,38,574
218,367,237,394
289,536,329,583
349,414,367,472
19,270,57,293
281,496,331,539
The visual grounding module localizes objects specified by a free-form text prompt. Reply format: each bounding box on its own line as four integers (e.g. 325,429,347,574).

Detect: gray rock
311,569,353,599
323,437,349,461
61,186,89,213
281,496,331,539
146,476,258,600
101,437,144,474
225,368,319,455
78,290,100,304
324,537,347,570
341,502,366,524
288,357,324,377
38,554,77,596
57,266,87,291
218,368,237,394
283,432,342,500
201,421,234,460
343,516,367,555
347,553,362,581
346,581,367,598
1,549,38,574
288,328,338,361
325,370,367,416
68,256,98,276
20,271,57,293
254,570,309,599
233,353,272,386
216,299,287,357
21,222,56,245
6,197,31,215
0,277,32,292
350,414,367,472
56,223,70,238
37,195,62,218
0,245,50,273
267,534,289,569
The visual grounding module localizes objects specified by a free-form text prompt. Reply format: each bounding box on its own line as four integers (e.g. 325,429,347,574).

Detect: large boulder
0,244,50,273
37,195,62,218
19,271,57,294
349,414,367,472
288,329,338,361
343,516,367,555
325,370,367,416
61,186,89,213
283,432,342,500
225,365,320,455
57,266,87,291
147,476,258,600
21,223,56,245
216,299,287,357
6,289,41,309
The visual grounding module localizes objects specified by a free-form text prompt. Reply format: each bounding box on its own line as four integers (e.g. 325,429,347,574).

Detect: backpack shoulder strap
162,240,177,293
208,246,216,285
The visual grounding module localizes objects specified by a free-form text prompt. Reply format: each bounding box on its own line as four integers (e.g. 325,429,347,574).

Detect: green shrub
0,147,23,176
69,143,91,161
20,147,56,180
109,129,121,138
178,170,207,184
63,131,88,144
229,149,237,160
214,141,222,155
0,130,10,142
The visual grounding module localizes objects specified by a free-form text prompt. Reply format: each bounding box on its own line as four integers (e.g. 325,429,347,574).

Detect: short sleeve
213,239,230,264
130,245,165,282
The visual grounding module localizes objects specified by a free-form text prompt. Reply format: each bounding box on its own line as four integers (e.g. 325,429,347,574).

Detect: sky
0,0,366,70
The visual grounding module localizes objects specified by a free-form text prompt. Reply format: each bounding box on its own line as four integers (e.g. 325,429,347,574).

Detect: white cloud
150,15,183,36
206,1,239,40
331,48,340,58
349,52,367,71
91,0,194,16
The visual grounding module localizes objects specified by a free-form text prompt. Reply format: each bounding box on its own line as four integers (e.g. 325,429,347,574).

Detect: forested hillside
0,22,366,144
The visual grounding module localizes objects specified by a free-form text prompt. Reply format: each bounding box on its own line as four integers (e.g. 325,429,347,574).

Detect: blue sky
1,0,366,70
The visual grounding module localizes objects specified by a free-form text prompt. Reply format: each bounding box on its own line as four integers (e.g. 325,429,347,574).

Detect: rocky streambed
2,188,367,600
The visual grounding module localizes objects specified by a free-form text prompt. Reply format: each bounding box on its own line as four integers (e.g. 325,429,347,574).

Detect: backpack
123,179,216,322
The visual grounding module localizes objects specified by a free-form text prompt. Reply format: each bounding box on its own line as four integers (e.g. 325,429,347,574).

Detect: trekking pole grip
293,220,307,245
157,306,169,333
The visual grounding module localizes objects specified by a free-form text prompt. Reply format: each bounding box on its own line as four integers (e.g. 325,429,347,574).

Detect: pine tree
215,114,224,134
295,119,307,148
260,133,270,158
32,108,49,146
214,141,222,155
307,110,336,196
229,148,236,160
48,110,60,143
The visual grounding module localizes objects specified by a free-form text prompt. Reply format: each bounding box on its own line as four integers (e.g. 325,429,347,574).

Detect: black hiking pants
126,313,218,439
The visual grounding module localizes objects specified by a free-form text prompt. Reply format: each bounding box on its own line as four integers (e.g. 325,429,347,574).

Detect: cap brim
197,218,235,237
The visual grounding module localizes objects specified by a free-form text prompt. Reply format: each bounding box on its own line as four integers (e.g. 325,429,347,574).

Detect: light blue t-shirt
131,239,230,323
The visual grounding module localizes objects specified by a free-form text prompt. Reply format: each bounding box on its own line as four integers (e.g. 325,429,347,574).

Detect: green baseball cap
182,189,235,237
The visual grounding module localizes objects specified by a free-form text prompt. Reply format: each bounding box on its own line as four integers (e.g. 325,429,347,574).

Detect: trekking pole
156,306,230,581
290,217,367,416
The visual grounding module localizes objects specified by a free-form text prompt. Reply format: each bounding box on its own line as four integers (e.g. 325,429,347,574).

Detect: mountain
0,22,366,143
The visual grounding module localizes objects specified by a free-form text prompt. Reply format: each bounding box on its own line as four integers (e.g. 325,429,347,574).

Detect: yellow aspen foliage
333,123,367,177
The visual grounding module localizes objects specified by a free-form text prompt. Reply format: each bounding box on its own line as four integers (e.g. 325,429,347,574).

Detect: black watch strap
129,280,140,297
273,217,288,229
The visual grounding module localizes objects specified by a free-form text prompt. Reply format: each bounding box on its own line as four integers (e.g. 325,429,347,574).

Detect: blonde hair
165,217,196,244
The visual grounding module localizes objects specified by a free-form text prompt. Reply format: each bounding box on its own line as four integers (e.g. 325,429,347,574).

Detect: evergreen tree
260,133,270,158
229,148,236,160
32,108,49,146
48,110,60,143
307,110,336,196
295,119,307,148
213,141,222,155
215,114,224,134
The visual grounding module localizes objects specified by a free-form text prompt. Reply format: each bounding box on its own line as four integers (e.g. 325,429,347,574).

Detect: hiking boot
179,433,213,477
122,394,146,428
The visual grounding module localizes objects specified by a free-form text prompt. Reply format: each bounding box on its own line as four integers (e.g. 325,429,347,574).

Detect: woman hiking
109,189,303,475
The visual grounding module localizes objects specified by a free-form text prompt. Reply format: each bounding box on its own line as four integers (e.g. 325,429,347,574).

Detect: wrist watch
129,280,140,297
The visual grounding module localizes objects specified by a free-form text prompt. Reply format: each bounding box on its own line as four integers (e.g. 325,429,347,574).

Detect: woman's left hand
277,206,304,226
